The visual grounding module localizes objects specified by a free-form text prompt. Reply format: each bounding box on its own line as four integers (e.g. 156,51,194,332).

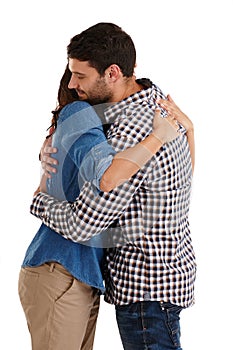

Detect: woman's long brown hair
47,64,79,137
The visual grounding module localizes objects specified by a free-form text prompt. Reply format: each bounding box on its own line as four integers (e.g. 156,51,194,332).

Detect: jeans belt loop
49,262,55,272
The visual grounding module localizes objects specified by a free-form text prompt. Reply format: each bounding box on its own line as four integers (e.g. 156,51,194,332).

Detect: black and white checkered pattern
30,81,196,307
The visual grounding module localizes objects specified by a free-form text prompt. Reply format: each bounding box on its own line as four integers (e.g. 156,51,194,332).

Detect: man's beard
84,77,113,105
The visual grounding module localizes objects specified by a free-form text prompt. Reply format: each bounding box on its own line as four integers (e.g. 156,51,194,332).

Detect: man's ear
106,64,122,82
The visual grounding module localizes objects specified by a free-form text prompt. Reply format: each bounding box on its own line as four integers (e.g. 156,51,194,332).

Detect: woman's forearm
99,134,163,192
100,109,180,192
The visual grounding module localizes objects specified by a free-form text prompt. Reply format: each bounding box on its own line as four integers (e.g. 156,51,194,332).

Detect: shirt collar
104,78,161,123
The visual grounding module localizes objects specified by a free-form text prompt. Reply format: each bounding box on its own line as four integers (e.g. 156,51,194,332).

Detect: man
31,22,196,349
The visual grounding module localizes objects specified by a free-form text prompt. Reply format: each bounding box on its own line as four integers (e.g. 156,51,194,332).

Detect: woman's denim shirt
22,101,115,292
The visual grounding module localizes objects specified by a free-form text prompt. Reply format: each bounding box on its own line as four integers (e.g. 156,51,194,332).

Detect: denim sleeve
61,128,115,191
57,101,116,189
78,141,115,191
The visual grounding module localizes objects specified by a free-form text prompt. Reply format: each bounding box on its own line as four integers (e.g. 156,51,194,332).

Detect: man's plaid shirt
31,80,196,308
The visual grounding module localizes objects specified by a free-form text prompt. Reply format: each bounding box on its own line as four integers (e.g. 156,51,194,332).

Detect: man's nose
68,75,79,89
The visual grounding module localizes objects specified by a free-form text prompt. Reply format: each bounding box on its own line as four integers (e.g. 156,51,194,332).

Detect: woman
18,65,192,350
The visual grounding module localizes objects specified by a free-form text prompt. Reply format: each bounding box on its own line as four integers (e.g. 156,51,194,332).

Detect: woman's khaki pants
18,263,100,350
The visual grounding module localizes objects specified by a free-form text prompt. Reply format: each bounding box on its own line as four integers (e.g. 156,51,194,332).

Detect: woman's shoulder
57,101,103,133
58,101,92,122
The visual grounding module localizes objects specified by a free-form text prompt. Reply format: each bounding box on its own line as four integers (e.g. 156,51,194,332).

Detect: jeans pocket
18,268,39,306
160,301,183,347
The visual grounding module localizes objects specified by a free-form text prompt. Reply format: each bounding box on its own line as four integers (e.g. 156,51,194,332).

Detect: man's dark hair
67,22,136,77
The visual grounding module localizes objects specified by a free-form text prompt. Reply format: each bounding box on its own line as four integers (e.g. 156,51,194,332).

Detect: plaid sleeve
30,171,145,242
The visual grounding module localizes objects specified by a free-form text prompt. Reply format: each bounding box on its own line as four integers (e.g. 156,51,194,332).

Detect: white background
1,0,232,349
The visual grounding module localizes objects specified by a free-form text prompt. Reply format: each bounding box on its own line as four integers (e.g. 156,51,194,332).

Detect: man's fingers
44,146,57,154
41,160,57,173
41,154,58,165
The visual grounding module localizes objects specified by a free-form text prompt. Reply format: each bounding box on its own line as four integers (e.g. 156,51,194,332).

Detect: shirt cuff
30,192,49,219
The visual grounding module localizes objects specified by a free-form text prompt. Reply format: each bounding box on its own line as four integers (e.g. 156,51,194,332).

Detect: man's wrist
30,192,47,219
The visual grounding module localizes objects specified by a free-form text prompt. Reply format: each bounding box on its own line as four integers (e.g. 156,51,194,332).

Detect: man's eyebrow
72,71,86,76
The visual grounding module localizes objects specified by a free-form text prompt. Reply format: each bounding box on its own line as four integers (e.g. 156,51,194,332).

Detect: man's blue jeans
115,300,183,350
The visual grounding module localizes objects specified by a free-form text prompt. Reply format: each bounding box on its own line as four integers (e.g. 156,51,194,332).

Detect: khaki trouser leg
80,293,100,350
18,263,100,350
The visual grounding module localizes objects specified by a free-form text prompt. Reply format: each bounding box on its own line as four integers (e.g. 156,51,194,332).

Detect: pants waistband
45,262,72,276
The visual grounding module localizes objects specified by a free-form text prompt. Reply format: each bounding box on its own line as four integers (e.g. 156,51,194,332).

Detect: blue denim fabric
22,101,116,292
47,101,115,199
115,301,183,350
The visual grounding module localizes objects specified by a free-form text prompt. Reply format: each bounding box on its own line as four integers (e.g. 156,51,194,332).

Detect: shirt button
143,292,151,300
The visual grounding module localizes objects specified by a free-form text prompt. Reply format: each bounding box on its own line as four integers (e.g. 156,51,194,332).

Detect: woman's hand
157,94,195,172
157,94,194,133
152,108,181,144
